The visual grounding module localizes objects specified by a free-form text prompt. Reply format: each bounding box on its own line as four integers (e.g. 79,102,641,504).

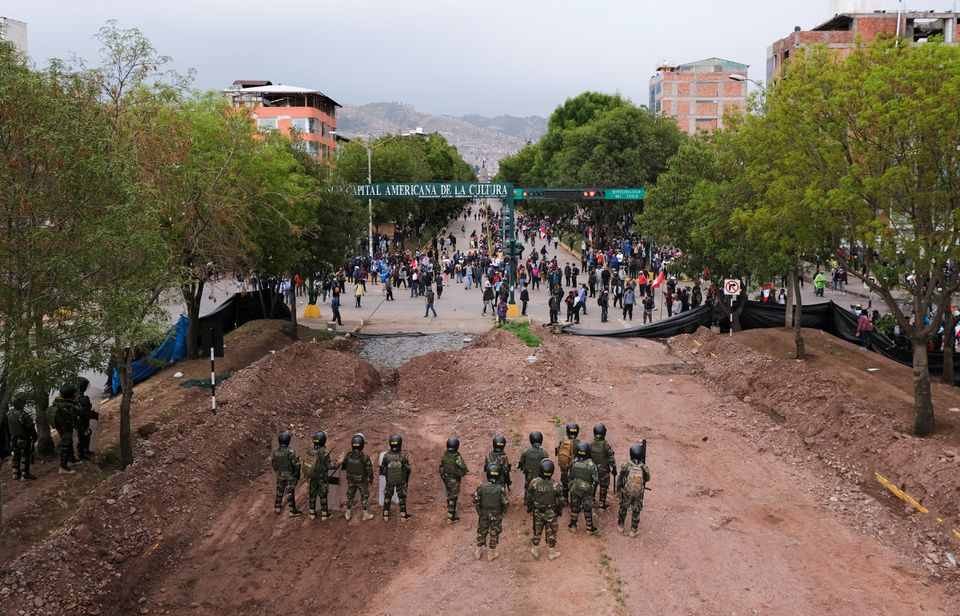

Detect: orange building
225,80,340,160
648,58,749,135
767,10,960,83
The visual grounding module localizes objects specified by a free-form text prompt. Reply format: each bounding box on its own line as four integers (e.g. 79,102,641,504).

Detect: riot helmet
389,434,403,451
593,424,607,439
492,435,506,452
539,459,555,478
278,431,291,447
529,431,543,446
565,422,580,439
485,463,501,482
312,431,327,447
351,433,365,450
446,437,460,452
575,442,590,459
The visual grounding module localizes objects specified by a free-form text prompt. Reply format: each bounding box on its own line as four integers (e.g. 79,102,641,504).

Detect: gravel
359,333,470,370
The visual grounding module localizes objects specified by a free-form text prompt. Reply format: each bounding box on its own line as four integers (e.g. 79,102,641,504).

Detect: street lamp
333,130,416,258
729,74,762,87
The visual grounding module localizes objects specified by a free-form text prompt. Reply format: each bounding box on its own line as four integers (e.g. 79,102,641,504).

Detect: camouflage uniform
51,395,79,470
6,398,37,480
341,450,374,510
517,444,548,511
589,438,617,506
555,437,581,499
529,476,564,548
474,480,508,548
438,450,469,520
567,457,598,531
380,449,411,516
617,461,651,532
307,445,333,516
271,444,301,512
485,449,512,489
75,391,96,460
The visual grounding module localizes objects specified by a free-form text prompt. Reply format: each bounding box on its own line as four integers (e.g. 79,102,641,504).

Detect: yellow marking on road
875,473,928,514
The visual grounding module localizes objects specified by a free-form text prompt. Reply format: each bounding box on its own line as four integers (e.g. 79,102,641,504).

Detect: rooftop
225,81,341,108
655,57,749,74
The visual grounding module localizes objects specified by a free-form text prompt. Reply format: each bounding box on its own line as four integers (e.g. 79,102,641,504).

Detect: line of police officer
271,421,650,562
5,379,97,480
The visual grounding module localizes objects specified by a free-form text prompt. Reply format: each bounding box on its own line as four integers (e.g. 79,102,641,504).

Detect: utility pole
367,145,374,258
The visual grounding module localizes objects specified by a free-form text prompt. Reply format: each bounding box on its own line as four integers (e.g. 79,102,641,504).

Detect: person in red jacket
856,309,873,351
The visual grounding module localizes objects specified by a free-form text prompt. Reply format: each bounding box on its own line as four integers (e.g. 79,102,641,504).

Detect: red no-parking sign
723,279,741,296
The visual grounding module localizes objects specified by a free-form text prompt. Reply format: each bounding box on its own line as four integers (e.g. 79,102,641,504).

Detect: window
256,117,278,132
308,118,319,134
295,141,320,156
322,122,330,137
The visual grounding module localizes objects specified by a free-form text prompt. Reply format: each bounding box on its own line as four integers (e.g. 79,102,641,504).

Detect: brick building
767,10,960,83
225,80,340,160
648,58,749,135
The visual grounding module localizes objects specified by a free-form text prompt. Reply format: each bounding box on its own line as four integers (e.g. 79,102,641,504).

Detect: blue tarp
110,316,189,395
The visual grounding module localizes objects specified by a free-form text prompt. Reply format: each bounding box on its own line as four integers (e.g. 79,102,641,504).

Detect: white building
0,17,27,55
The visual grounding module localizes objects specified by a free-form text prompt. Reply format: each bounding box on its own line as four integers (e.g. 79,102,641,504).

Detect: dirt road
98,331,955,616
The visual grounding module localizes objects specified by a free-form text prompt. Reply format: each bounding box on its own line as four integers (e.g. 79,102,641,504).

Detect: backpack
522,447,546,475
385,452,405,485
302,448,319,479
343,452,365,478
589,440,608,467
441,451,462,478
623,464,647,499
557,438,574,471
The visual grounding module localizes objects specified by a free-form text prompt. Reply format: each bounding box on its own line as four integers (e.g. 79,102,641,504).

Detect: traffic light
503,240,524,258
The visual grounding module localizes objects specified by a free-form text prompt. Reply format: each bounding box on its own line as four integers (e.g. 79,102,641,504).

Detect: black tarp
567,299,960,382
566,305,713,338
196,290,290,347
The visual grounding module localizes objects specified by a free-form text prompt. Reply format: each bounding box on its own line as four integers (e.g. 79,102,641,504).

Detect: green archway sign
352,183,644,310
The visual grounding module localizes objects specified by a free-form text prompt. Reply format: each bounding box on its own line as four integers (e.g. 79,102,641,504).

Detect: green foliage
333,132,475,230
497,321,542,348
497,92,683,228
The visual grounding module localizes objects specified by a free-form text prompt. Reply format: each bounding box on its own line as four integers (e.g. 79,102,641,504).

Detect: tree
0,41,123,455
770,38,960,435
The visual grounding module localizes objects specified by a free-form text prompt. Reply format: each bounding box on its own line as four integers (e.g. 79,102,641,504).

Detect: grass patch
497,321,542,348
550,414,563,428
599,551,626,606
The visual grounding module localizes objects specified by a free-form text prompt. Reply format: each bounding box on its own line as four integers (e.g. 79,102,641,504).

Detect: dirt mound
671,327,960,569
472,326,525,350
0,343,380,615
0,319,329,564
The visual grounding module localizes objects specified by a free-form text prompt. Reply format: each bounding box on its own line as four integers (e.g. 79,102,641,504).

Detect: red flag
651,271,665,289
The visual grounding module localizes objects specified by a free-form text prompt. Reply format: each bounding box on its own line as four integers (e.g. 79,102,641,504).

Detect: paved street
304,199,875,335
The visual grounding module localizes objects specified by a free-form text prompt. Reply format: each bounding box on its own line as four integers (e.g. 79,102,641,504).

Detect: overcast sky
6,0,917,117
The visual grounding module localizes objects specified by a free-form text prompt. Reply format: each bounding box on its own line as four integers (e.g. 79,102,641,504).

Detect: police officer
51,384,79,475
7,393,37,481
529,459,564,560
474,464,508,562
567,442,599,533
75,377,98,460
380,434,412,521
271,431,302,516
589,424,617,509
555,422,581,500
517,431,548,513
438,437,469,523
307,431,333,521
485,435,512,493
617,443,651,538
341,433,375,521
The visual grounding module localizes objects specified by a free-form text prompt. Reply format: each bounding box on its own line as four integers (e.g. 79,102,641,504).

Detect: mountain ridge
337,102,547,173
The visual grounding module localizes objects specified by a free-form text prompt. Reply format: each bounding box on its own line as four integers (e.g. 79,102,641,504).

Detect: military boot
383,510,390,522
567,521,577,534
320,510,331,522
474,547,484,560
530,545,540,559
629,528,638,539
309,509,318,520
289,508,303,517
400,510,412,521
20,456,36,481
361,510,374,521
487,549,499,562
447,514,455,525
58,466,76,475
548,547,561,560
617,523,625,534
344,508,352,521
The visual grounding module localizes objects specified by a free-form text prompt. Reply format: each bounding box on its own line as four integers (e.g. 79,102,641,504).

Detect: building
0,17,28,55
648,58,749,135
767,5,960,83
225,80,340,160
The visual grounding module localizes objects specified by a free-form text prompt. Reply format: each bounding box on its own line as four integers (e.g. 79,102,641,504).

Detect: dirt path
116,331,959,616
